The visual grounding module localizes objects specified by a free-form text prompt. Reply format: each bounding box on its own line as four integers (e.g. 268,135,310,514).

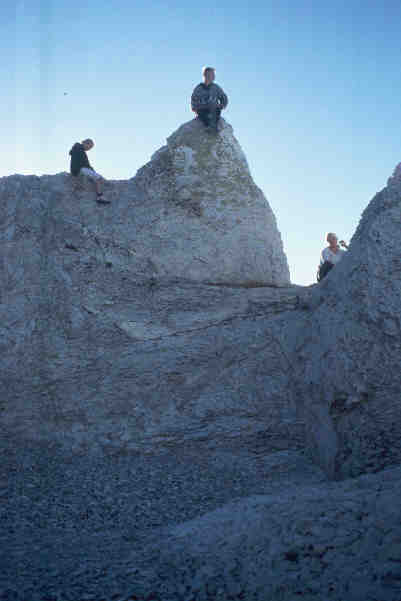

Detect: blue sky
2,0,400,284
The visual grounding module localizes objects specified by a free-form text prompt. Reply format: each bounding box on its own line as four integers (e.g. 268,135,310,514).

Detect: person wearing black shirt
69,139,109,203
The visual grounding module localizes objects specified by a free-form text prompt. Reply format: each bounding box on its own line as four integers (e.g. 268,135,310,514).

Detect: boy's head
82,138,94,151
326,232,338,246
202,67,215,85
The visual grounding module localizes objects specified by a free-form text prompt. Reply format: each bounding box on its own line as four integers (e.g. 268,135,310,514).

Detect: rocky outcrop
292,172,401,479
135,118,290,286
0,122,295,457
1,125,401,601
1,139,400,473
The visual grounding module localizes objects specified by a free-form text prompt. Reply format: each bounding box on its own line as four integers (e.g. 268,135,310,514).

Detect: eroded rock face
135,118,290,286
1,137,401,600
1,142,400,481
292,171,401,479
0,169,297,456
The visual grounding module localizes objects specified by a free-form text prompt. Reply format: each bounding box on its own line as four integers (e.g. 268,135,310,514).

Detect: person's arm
217,85,228,109
191,85,203,112
80,149,92,170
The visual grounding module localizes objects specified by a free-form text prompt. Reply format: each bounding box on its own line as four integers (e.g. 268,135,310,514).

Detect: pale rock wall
135,118,290,286
292,174,401,479
1,145,400,482
1,130,401,601
0,121,295,456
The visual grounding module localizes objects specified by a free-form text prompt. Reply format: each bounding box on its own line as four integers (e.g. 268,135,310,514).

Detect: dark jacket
191,82,228,113
69,143,92,176
317,261,334,282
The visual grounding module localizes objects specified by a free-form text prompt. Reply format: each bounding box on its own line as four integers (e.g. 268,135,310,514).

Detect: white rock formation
1,132,401,601
0,121,293,456
135,118,290,286
292,171,401,478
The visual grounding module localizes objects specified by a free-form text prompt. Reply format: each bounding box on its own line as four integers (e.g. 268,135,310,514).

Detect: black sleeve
317,261,334,282
217,86,228,109
191,85,202,112
79,149,91,169
70,144,92,175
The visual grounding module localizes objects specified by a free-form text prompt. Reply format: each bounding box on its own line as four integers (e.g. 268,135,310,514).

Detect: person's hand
339,240,348,248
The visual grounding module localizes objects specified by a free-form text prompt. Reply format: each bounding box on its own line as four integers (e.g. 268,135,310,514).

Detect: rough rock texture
152,466,401,601
1,128,401,601
135,118,290,286
292,170,401,479
2,442,401,601
0,142,295,456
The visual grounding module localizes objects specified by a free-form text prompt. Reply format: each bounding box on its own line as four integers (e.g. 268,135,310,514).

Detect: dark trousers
196,108,221,129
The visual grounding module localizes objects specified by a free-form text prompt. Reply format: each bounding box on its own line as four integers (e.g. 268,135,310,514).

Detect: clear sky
2,0,400,285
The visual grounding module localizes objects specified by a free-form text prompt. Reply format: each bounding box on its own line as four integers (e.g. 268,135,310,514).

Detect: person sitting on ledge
317,232,348,281
69,138,109,204
191,66,228,133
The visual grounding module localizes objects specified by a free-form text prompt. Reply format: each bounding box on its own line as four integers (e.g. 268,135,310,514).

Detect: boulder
135,118,290,286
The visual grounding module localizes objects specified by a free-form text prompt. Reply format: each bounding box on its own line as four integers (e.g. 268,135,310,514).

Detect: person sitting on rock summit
69,139,109,203
191,67,228,133
317,232,348,281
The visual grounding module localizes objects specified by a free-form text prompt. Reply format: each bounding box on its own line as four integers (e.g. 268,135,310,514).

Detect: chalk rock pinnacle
293,165,401,478
135,118,290,286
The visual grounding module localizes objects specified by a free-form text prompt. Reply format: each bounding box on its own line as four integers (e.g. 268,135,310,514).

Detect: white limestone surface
135,118,290,286
292,169,401,479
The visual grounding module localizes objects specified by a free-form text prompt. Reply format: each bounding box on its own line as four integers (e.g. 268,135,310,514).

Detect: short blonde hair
202,66,215,76
326,232,337,242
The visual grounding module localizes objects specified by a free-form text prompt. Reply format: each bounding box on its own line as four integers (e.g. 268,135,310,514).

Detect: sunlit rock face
292,167,401,479
0,121,293,456
1,135,401,601
135,118,290,286
2,122,400,481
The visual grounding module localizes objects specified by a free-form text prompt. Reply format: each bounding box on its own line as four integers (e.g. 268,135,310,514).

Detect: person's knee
82,168,103,181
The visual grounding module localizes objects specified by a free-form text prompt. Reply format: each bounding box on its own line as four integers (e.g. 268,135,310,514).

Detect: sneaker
96,195,111,204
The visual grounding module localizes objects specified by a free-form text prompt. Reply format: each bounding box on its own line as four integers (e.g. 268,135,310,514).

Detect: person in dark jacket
191,67,228,133
69,139,109,203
